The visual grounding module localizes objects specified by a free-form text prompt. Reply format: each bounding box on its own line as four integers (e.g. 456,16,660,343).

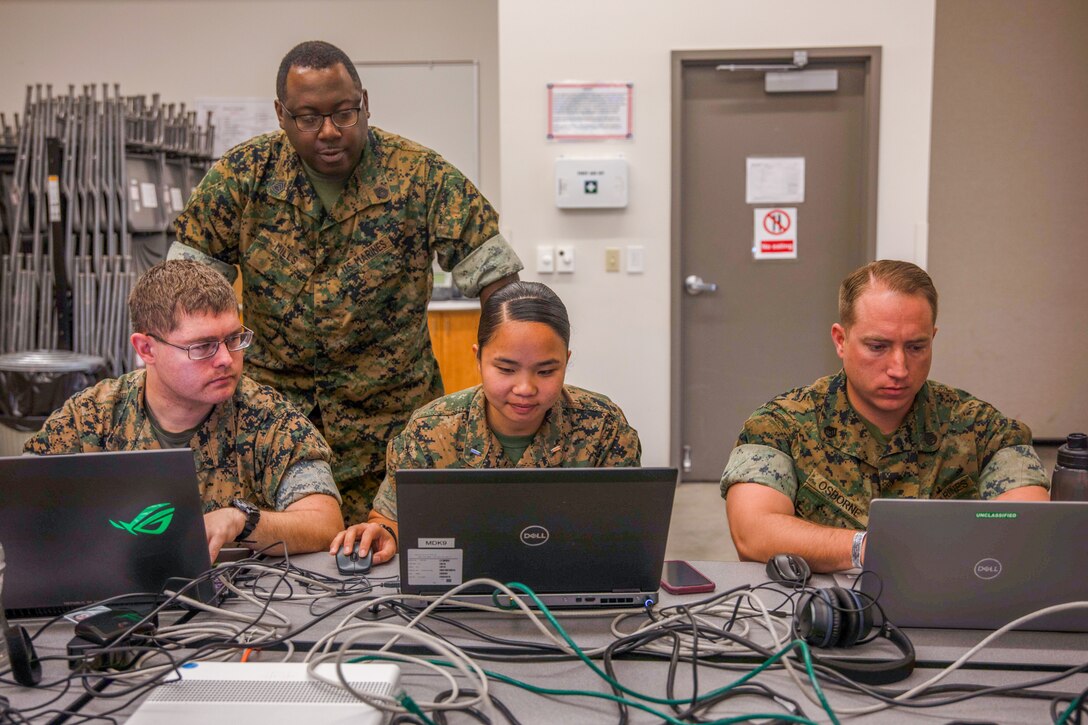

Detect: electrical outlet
605,247,621,273
556,244,575,273
536,245,555,273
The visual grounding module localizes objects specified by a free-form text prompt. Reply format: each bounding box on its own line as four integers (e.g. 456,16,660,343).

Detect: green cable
353,652,816,724
1057,695,1081,724
346,582,842,723
502,581,841,724
397,690,437,725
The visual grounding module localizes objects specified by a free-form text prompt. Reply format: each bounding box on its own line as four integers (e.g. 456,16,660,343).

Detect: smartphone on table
660,560,716,595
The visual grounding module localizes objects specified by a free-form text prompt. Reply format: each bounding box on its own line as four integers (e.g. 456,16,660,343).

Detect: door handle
684,275,718,295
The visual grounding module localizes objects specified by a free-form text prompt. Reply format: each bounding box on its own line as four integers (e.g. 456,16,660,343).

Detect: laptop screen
0,449,213,618
859,499,1088,632
396,467,677,607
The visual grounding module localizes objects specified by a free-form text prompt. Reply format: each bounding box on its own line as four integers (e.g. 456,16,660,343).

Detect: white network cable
831,600,1088,716
307,623,494,718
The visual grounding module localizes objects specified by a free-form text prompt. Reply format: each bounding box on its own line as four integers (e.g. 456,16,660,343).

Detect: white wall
498,0,936,466
0,0,501,201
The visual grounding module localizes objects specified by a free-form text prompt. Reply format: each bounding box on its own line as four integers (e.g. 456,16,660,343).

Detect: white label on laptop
406,548,463,586
417,538,455,548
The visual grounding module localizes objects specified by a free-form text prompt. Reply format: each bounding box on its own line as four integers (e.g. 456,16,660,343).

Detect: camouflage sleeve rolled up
424,158,522,297
451,234,523,298
960,397,1049,497
720,443,799,501
273,459,341,509
980,445,1049,497
232,378,338,510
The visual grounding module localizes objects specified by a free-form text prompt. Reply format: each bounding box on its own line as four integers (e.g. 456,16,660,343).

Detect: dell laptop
859,499,1088,632
0,449,214,618
395,467,678,608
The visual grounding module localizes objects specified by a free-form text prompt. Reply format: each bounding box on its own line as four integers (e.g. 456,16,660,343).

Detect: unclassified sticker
406,548,463,586
418,537,454,548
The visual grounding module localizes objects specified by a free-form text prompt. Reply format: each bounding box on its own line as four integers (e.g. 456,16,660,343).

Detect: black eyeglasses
283,106,363,133
148,327,254,361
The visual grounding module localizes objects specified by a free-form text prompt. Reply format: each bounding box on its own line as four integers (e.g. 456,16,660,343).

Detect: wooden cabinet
427,308,481,394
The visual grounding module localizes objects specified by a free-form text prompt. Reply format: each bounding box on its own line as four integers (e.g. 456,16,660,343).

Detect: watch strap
232,500,260,542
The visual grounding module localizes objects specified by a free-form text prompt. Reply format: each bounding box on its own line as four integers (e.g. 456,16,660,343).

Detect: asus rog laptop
858,499,1088,632
0,449,214,618
396,467,677,608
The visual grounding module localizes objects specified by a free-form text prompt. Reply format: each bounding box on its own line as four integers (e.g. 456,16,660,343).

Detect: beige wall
0,0,501,201
928,0,1088,438
498,0,936,466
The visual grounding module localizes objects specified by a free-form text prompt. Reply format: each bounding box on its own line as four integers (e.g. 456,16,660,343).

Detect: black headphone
3,622,42,687
794,585,915,685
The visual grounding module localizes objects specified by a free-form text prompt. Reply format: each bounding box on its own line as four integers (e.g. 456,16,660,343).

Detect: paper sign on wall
746,157,805,204
195,97,279,158
753,208,797,260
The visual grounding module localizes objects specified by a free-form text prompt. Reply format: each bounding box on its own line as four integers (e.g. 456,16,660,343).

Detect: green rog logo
110,502,175,535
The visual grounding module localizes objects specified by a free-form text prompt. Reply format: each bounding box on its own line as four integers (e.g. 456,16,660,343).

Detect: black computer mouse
336,541,373,576
766,553,812,585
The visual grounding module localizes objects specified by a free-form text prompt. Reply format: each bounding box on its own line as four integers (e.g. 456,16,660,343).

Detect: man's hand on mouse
329,522,396,565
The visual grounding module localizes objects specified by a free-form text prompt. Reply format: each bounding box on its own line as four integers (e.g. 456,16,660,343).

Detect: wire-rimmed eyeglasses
148,327,254,361
283,106,363,133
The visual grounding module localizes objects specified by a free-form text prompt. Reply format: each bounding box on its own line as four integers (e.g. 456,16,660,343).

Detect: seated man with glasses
25,260,346,561
169,40,522,525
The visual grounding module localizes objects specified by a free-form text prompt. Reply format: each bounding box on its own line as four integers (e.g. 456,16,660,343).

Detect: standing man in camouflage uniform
721,260,1049,573
170,41,522,523
25,261,346,561
330,282,641,562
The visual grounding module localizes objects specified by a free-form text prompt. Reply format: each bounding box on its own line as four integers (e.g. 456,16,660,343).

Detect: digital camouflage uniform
24,370,340,513
720,371,1049,530
170,127,523,522
371,385,642,520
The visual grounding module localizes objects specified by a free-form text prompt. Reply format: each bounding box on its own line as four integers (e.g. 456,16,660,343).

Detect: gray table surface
3,555,1086,723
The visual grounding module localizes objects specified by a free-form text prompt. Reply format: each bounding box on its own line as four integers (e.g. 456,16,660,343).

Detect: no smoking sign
753,207,797,260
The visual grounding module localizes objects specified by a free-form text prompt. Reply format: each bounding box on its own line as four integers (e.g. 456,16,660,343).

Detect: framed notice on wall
547,82,633,140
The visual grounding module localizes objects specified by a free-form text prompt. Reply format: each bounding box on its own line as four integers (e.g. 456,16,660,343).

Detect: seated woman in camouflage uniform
330,281,642,564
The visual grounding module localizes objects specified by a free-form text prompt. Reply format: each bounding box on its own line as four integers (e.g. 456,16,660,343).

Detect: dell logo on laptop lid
520,525,550,546
974,558,1003,580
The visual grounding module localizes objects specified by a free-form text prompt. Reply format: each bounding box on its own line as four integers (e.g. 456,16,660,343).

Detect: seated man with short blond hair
25,260,343,561
721,260,1049,573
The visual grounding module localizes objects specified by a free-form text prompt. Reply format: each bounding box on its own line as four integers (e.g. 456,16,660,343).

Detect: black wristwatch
231,499,261,541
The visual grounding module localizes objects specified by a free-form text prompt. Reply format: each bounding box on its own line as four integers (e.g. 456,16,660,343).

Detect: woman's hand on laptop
329,519,397,565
